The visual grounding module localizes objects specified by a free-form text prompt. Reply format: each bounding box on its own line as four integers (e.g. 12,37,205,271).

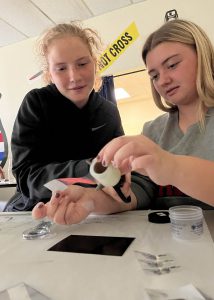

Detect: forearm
87,188,137,214
169,155,214,206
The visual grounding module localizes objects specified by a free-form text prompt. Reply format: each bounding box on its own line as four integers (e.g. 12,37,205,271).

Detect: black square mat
48,234,135,256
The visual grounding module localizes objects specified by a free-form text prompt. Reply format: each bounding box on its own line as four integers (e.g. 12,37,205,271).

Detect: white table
0,210,213,300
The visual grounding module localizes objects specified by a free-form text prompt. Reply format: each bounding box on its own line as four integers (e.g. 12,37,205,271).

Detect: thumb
32,202,47,219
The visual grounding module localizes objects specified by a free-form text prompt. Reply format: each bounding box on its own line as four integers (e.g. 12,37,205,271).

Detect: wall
85,0,214,76
118,94,162,135
114,70,161,134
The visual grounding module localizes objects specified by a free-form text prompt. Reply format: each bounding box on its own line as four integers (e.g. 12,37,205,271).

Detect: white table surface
0,179,16,187
0,210,214,300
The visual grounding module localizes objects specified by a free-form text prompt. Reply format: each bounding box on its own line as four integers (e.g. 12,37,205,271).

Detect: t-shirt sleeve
131,172,157,209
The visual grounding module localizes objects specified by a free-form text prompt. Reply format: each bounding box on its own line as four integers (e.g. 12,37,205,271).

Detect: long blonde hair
36,21,103,84
142,19,214,125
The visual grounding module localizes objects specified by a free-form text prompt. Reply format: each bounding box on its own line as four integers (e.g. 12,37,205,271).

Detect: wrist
82,188,97,212
168,154,183,187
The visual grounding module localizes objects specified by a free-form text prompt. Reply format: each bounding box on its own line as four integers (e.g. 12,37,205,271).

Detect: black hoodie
6,84,124,211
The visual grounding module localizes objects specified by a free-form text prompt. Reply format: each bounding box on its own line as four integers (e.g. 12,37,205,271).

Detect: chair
0,118,8,168
0,166,5,179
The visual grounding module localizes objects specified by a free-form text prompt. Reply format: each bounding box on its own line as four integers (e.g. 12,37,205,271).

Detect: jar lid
148,211,170,223
169,205,203,220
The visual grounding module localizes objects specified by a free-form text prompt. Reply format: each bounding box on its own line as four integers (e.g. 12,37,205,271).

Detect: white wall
0,0,214,164
85,0,214,76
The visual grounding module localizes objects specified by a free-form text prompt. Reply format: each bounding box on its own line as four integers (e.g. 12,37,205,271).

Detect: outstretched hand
32,181,136,225
32,185,95,225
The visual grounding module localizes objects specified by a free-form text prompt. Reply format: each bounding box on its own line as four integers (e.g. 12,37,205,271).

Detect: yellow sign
98,22,140,74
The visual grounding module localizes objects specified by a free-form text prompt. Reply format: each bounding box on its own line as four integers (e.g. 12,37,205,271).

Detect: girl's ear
94,76,102,92
44,71,52,84
93,57,98,74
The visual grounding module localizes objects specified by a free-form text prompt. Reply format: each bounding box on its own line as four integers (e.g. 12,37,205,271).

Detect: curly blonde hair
36,21,103,84
142,19,214,126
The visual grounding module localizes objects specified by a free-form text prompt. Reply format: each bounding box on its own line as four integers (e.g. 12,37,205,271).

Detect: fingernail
128,164,132,171
36,202,44,209
102,160,106,167
96,155,101,162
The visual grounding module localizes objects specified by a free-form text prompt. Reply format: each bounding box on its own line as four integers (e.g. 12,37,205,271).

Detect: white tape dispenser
89,158,121,188
89,158,131,203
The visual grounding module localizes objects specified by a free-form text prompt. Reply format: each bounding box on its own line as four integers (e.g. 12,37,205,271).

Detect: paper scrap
44,179,67,192
146,283,206,300
0,282,50,300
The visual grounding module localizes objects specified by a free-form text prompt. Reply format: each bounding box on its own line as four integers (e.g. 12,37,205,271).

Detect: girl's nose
68,67,81,83
158,71,171,86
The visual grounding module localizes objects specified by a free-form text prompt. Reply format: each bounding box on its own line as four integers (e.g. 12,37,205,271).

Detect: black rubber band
113,185,131,203
113,175,131,203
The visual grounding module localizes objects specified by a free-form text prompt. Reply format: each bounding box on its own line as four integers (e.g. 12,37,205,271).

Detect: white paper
146,283,206,300
0,283,50,300
44,179,67,192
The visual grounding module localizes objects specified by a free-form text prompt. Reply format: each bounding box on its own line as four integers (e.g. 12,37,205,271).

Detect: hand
97,134,176,186
32,178,137,225
32,185,95,225
98,136,137,174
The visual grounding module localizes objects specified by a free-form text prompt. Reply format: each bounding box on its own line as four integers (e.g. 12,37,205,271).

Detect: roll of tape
89,159,121,187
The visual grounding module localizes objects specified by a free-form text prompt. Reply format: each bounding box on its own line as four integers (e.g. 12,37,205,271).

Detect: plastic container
169,205,203,240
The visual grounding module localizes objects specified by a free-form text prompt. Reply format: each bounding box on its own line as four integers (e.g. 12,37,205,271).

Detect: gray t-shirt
132,108,214,210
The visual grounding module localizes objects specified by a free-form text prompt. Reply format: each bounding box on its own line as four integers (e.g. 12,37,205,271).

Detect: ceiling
0,0,146,48
0,0,151,108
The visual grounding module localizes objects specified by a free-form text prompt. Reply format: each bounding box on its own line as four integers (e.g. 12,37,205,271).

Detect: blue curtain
98,75,117,105
0,118,8,168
